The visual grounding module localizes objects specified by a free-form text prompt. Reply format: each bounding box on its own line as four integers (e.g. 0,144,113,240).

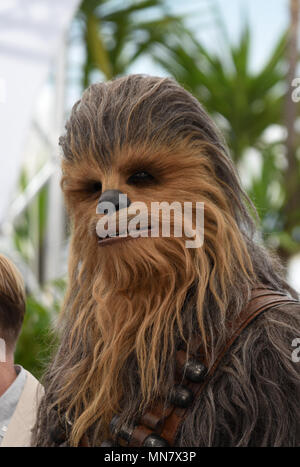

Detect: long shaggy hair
32,74,300,447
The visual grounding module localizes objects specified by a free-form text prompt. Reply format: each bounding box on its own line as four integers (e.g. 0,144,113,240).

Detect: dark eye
127,171,155,186
88,181,102,193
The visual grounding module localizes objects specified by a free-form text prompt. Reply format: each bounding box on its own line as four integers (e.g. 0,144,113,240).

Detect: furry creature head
33,74,294,446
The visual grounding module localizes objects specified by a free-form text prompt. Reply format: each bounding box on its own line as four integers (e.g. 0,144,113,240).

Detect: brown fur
32,74,300,446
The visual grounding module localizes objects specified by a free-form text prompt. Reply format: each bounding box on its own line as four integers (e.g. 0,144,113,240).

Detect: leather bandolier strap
98,286,299,448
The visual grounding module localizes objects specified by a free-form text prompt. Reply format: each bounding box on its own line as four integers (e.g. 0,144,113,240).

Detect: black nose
97,190,131,212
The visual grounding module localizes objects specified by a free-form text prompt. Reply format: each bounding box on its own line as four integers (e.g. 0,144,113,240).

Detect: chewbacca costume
32,74,300,447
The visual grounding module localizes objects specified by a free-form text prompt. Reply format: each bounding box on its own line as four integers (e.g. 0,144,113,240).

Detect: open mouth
97,227,153,247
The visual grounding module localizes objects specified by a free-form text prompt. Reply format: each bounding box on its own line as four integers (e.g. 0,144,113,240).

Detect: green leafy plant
152,24,288,161
77,0,183,84
15,295,58,379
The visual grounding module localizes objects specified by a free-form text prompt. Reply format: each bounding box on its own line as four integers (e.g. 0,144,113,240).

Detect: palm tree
77,0,183,85
152,24,287,162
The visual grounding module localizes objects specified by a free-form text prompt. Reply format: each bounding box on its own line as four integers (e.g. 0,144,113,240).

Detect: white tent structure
0,0,81,288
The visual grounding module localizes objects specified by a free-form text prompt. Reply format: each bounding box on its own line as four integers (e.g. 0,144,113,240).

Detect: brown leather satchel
87,286,299,447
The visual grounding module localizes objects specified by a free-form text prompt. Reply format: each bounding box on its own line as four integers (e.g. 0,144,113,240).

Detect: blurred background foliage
15,296,57,379
13,0,300,377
